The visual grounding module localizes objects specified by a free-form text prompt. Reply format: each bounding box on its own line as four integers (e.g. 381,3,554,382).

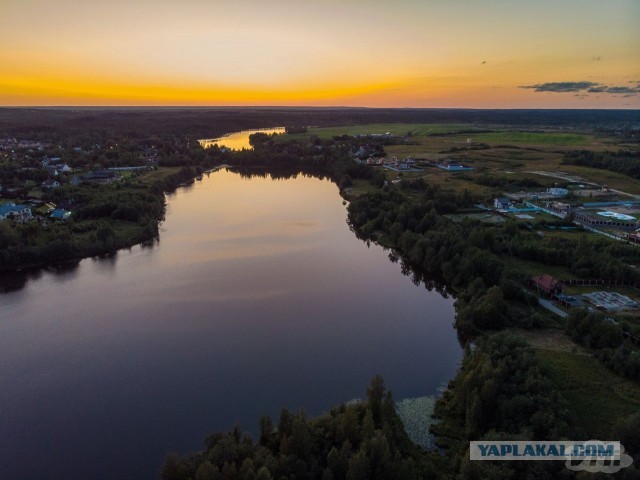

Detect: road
538,298,568,318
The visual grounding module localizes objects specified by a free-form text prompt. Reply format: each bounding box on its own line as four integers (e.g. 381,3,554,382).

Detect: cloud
606,86,639,94
520,81,640,96
520,82,598,92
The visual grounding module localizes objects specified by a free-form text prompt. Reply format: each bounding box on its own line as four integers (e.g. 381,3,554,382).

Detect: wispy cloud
606,86,639,94
520,82,598,93
520,81,640,96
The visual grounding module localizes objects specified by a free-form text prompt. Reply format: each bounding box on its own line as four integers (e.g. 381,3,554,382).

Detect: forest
1,107,637,142
563,150,640,180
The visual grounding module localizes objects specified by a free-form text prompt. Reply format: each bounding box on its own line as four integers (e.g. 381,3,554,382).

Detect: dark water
0,170,462,480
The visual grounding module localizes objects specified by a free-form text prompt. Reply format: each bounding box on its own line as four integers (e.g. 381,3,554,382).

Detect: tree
195,461,218,480
259,415,273,446
346,450,370,480
366,375,386,424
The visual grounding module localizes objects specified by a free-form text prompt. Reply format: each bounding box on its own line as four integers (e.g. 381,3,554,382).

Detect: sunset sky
1,0,639,108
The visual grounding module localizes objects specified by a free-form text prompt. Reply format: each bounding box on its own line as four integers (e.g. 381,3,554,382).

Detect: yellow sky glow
1,0,639,108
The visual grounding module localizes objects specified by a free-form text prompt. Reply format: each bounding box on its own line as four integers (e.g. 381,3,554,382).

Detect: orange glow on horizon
1,0,638,108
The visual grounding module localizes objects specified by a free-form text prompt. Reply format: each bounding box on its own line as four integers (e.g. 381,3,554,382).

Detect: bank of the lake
0,129,296,273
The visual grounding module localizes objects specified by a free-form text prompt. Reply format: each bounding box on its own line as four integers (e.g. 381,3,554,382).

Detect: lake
0,168,462,480
198,127,286,150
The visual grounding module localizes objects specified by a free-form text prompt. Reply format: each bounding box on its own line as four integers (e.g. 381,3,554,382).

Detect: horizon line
1,105,639,112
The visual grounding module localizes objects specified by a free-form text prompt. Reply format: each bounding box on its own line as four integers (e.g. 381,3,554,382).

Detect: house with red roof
531,274,563,295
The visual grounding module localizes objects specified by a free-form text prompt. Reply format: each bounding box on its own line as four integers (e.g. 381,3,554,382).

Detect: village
344,130,640,327
0,137,159,224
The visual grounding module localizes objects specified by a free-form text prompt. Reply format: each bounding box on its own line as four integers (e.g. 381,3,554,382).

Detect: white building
547,188,569,196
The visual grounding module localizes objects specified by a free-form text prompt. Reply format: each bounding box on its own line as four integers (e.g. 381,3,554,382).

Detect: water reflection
0,261,81,293
0,169,462,480
199,127,285,150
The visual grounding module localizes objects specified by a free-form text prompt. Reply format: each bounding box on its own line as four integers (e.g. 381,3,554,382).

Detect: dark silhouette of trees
161,377,432,480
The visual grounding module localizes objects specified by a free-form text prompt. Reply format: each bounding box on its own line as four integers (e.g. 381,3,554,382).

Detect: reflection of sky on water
199,127,285,150
0,169,461,480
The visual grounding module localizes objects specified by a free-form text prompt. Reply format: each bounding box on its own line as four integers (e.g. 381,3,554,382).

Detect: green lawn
536,349,640,438
135,167,182,185
344,178,379,198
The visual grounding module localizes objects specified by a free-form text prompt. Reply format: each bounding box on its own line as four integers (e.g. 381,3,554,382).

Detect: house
547,187,569,196
35,202,56,215
494,197,511,210
435,160,474,171
547,202,571,213
0,203,32,221
574,211,638,230
50,209,71,220
41,179,60,189
531,274,563,295
60,163,73,173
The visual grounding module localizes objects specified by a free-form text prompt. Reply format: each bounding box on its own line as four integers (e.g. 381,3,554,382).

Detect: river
198,127,286,150
0,160,462,479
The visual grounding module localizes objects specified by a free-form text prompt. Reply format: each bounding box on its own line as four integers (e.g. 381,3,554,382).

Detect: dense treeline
349,186,640,289
2,108,637,142
232,134,376,187
563,150,640,180
347,184,640,335
163,333,640,479
472,174,544,190
566,309,640,381
161,376,439,480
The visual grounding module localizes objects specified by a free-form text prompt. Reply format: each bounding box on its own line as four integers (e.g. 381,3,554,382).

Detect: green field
537,349,640,437
135,167,182,185
287,122,640,202
470,131,591,146
287,123,486,140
